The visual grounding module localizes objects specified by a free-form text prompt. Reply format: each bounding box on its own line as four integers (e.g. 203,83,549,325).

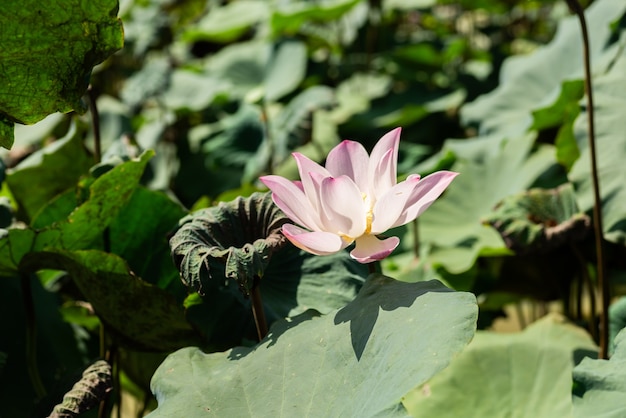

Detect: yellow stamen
365,209,373,234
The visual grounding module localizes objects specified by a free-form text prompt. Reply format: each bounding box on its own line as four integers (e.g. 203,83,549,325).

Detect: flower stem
251,276,268,341
565,0,608,358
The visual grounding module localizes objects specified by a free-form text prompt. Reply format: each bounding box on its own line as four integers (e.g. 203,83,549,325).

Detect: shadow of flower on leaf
334,275,454,360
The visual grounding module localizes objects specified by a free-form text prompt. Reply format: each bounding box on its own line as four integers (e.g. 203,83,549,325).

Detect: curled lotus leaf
484,183,591,254
49,360,112,418
170,192,289,296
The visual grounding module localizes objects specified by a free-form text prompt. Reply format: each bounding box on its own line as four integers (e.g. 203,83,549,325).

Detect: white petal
293,152,330,214
388,171,459,228
282,224,349,255
370,174,420,233
368,128,400,196
260,175,321,231
319,176,367,238
369,147,397,201
325,140,369,192
350,235,400,263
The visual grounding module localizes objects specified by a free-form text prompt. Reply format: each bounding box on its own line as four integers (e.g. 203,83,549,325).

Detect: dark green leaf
0,275,91,417
21,250,199,351
0,0,124,148
0,152,152,276
108,187,186,288
6,122,92,222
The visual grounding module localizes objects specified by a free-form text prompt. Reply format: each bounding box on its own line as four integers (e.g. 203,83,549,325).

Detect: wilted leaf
49,360,112,418
170,192,289,296
149,276,477,417
485,183,590,254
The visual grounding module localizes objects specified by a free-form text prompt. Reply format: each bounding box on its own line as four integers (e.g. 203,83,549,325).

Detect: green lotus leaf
461,0,626,138
0,0,123,148
573,327,626,417
404,314,597,418
149,275,477,417
569,37,626,244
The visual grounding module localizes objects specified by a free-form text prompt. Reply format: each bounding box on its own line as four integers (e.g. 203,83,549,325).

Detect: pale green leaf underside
149,276,477,417
404,314,598,418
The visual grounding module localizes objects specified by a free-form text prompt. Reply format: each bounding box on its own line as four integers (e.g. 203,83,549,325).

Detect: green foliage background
2,0,626,416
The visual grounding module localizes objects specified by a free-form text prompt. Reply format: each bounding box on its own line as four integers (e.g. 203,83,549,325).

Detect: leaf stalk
565,0,608,359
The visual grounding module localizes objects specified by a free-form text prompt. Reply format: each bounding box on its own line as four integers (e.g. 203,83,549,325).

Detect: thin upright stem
21,273,47,399
87,85,102,164
251,276,268,341
412,218,420,259
565,0,608,359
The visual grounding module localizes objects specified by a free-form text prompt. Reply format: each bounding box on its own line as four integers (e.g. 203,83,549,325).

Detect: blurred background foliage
4,0,626,415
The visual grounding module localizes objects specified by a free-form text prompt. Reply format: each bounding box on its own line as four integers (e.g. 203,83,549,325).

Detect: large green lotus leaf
264,39,307,102
331,72,392,124
200,38,307,104
461,0,626,137
0,0,123,149
149,275,477,417
20,250,199,352
203,40,269,101
182,1,269,43
573,328,626,417
569,38,626,245
270,0,360,35
531,80,584,171
0,152,152,276
160,69,226,112
404,314,598,418
418,133,555,273
120,55,170,109
247,86,335,182
184,246,367,349
6,122,92,222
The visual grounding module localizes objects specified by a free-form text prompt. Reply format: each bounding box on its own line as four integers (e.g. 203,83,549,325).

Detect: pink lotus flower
260,128,458,263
